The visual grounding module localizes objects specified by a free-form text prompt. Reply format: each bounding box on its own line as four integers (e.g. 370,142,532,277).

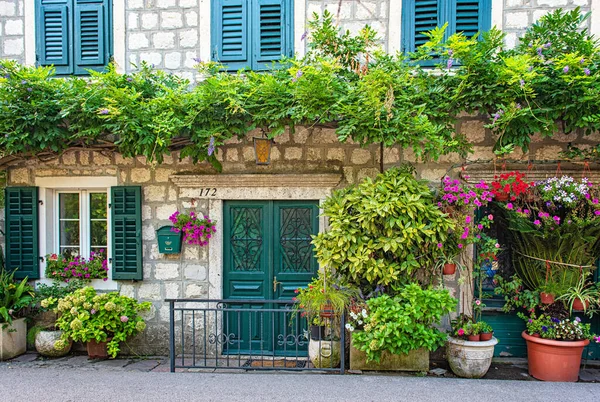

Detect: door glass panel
278,207,314,273
230,207,263,272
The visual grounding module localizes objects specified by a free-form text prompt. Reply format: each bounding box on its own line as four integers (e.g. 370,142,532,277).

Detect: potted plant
479,321,494,341
45,252,108,282
556,272,598,315
0,270,35,360
294,274,356,368
348,284,456,371
520,312,599,382
49,287,151,359
447,315,498,378
539,283,559,305
29,280,85,357
490,171,533,202
169,210,216,246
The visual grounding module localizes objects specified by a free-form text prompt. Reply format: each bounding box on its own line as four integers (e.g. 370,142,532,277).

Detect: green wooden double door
223,200,319,355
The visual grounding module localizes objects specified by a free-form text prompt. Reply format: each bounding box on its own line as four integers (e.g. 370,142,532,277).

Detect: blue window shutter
35,0,73,75
74,0,110,74
111,186,143,281
450,0,491,38
212,0,250,71
5,187,40,280
251,0,292,70
402,0,441,53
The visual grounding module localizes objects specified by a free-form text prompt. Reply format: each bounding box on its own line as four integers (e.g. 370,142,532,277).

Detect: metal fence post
340,311,345,375
169,300,175,373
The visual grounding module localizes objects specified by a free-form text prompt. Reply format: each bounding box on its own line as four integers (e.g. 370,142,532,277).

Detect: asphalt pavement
0,361,598,402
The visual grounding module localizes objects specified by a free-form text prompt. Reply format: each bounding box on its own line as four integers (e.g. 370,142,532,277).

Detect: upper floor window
211,0,293,71
402,0,491,53
35,0,113,75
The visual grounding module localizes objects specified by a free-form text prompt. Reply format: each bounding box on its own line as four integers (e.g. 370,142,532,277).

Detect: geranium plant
169,211,216,246
491,171,533,201
50,287,151,358
45,252,108,282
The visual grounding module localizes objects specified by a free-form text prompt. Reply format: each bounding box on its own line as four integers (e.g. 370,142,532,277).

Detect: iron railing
167,299,345,373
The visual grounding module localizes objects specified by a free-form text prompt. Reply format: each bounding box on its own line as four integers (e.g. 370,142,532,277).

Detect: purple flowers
537,47,543,57
563,65,569,74
301,31,308,41
519,79,525,87
207,136,215,156
437,243,443,248
447,58,453,70
99,108,109,115
584,68,591,76
292,70,303,82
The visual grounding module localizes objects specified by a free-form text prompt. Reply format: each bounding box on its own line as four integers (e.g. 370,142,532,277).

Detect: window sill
35,278,119,292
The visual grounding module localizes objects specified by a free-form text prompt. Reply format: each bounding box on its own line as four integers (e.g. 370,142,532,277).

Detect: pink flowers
506,203,513,210
437,243,443,248
533,219,541,225
170,211,217,246
120,316,129,323
457,328,465,336
475,300,481,306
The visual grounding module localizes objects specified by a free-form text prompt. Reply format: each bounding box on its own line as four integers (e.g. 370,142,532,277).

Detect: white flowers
345,323,355,332
362,309,368,318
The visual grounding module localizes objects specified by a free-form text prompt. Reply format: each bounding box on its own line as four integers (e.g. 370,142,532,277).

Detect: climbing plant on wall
0,8,598,170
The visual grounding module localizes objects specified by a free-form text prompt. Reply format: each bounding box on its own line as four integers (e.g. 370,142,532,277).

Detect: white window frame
55,190,108,260
35,176,118,290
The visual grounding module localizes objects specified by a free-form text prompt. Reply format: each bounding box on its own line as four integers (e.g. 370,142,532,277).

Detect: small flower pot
443,263,457,275
86,338,111,359
480,332,493,342
320,303,334,319
572,298,590,311
494,193,509,202
540,292,555,304
467,334,481,342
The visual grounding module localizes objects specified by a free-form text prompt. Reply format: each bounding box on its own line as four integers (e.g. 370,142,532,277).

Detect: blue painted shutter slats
5,187,40,280
252,0,290,69
414,0,440,48
111,186,143,281
74,0,109,74
212,0,249,71
453,0,491,38
36,0,72,75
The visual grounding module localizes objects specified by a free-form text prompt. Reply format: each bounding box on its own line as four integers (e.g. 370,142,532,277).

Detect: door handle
273,276,282,292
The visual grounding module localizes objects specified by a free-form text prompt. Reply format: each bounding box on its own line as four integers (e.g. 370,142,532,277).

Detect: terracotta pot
522,331,589,382
86,339,111,359
467,334,481,342
480,332,493,342
494,192,509,202
540,292,555,304
572,298,590,311
320,303,334,319
532,333,541,338
443,263,457,275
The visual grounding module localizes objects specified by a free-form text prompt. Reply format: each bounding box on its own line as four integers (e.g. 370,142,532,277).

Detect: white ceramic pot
0,317,27,361
35,330,72,357
446,336,498,378
308,339,341,368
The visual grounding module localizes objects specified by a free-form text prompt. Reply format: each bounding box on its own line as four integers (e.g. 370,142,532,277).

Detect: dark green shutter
212,0,250,71
74,0,109,74
36,0,73,75
251,0,292,70
451,0,491,39
111,186,142,281
5,187,40,280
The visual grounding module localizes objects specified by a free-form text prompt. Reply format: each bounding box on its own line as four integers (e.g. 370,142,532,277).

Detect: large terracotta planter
447,336,498,378
350,341,429,372
35,330,72,357
0,318,27,361
522,331,589,382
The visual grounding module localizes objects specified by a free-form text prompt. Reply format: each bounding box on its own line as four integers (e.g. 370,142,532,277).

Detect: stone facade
1,120,599,354
503,0,592,48
0,0,24,64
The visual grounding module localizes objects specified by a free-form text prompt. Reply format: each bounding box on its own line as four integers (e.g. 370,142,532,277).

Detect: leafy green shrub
312,167,453,290
0,270,35,325
350,284,456,362
51,287,151,358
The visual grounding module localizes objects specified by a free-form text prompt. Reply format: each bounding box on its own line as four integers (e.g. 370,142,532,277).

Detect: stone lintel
170,173,342,188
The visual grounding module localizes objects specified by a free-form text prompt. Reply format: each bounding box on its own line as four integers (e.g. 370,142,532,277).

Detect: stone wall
1,120,598,354
503,0,592,48
0,0,24,64
126,0,201,82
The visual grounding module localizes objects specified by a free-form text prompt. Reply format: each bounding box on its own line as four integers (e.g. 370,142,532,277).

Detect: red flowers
491,171,533,201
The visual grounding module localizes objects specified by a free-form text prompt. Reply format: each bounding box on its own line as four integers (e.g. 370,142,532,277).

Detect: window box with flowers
45,252,109,282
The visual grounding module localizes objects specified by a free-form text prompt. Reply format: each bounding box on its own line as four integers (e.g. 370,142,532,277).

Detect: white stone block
144,185,167,202
179,29,198,48
0,1,16,16
537,0,568,5
355,1,377,20
505,0,525,6
165,283,180,299
161,11,183,29
325,3,352,20
141,12,159,29
504,11,529,29
184,264,207,281
128,33,149,49
176,71,194,82
185,10,197,26
504,32,518,50
156,203,177,220
153,32,175,49
138,283,161,300
155,263,180,280
184,51,198,68
532,10,550,25
139,51,162,66
128,12,139,30
128,53,138,67
156,0,177,8
4,19,23,35
143,224,156,241
185,283,205,298
164,52,181,69
120,284,135,298
179,0,197,8
127,0,144,8
3,38,23,55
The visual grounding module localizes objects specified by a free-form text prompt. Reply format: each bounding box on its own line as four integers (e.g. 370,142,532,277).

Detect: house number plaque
198,188,217,197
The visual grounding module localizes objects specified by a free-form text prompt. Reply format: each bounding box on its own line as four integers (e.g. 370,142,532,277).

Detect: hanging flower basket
169,211,216,246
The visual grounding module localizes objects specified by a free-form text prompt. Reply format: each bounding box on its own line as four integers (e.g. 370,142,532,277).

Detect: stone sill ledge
170,173,342,188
